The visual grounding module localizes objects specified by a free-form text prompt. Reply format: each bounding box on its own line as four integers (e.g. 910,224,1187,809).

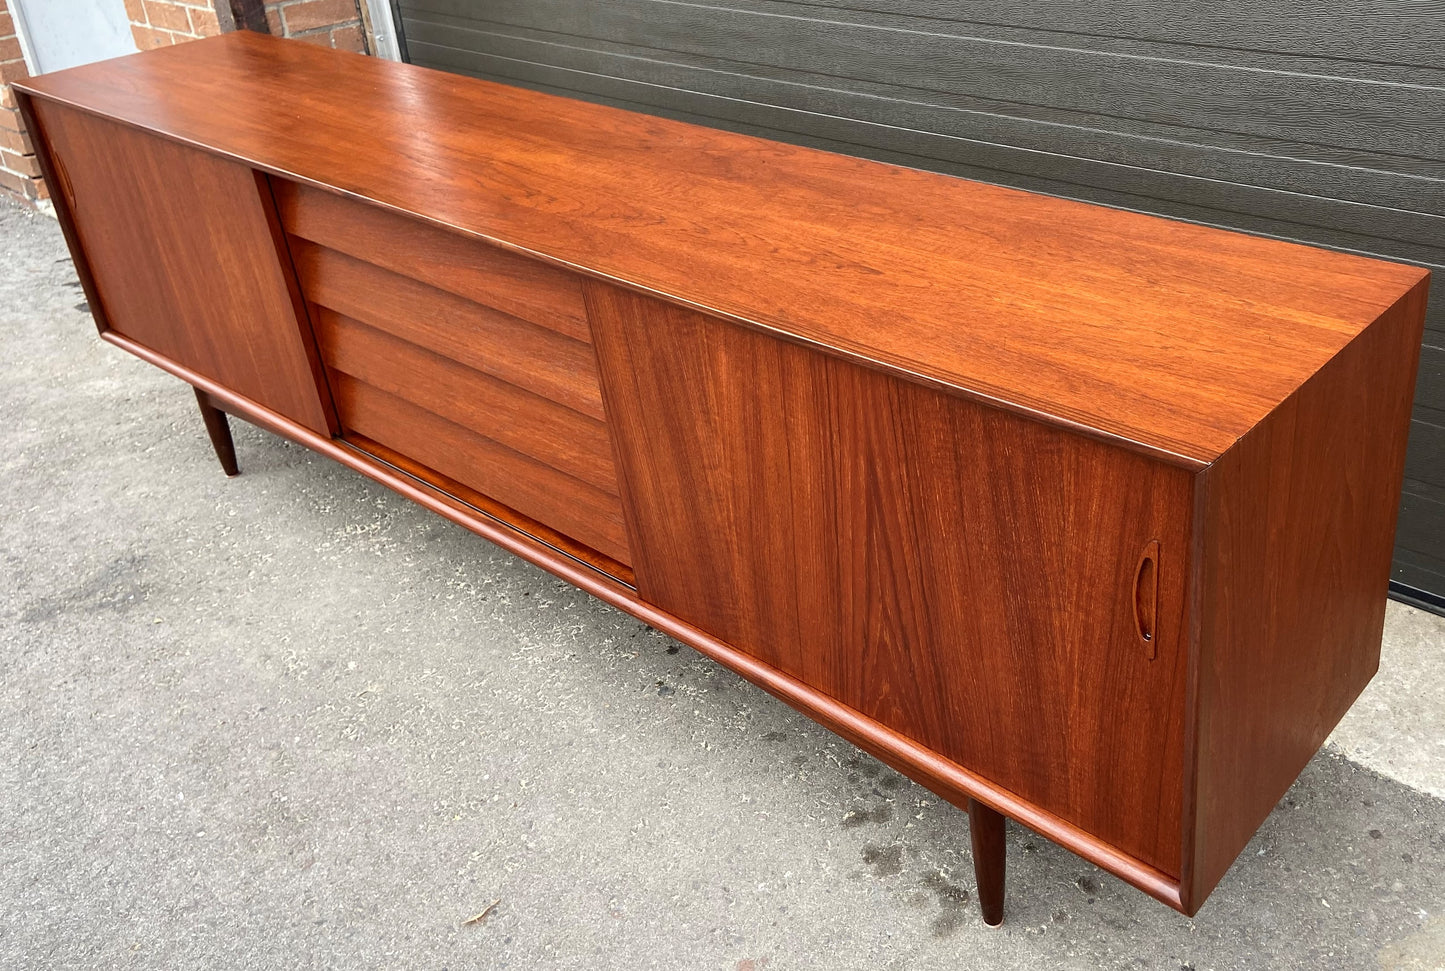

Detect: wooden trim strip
99,327,1188,916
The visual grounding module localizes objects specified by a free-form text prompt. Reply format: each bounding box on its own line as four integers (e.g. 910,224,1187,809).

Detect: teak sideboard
16,32,1429,926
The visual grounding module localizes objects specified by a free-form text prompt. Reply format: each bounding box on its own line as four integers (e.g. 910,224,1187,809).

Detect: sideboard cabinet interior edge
15,32,1429,924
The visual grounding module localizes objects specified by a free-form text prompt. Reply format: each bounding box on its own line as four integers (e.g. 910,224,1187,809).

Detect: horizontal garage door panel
738,0,1445,69
406,0,1444,159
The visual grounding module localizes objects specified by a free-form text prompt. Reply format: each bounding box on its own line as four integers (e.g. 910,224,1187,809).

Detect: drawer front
588,282,1193,876
274,180,589,343
276,180,628,565
314,308,618,495
290,240,605,421
332,373,630,564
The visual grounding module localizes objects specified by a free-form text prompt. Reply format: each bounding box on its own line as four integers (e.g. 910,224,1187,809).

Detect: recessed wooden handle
51,152,77,214
1134,539,1159,660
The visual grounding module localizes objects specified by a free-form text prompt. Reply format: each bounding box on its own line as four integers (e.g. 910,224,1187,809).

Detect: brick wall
0,0,371,206
263,0,367,53
127,1,367,54
126,0,223,49
0,0,44,204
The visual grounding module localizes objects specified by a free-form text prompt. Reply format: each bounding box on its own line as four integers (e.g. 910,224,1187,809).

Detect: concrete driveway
3,197,1444,970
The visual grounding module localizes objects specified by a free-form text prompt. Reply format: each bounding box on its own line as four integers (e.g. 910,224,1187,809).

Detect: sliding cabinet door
588,281,1194,876
26,99,332,434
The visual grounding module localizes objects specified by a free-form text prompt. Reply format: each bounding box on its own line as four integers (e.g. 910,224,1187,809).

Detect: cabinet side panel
27,100,332,435
1190,276,1429,910
588,281,1194,875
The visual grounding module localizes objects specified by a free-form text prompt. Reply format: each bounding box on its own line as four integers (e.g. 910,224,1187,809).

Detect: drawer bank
16,31,1429,926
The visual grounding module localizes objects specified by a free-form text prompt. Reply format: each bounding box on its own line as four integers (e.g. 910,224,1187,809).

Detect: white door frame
359,0,403,61
7,0,42,75
9,0,136,75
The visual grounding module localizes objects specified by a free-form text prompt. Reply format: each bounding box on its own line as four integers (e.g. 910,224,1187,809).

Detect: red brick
330,23,364,53
0,165,37,200
33,174,47,199
0,148,39,177
0,124,30,154
0,10,14,36
292,29,331,47
143,0,192,32
188,5,221,36
0,35,24,64
130,24,174,49
0,84,15,110
264,6,283,32
0,104,22,133
282,0,358,34
123,0,148,24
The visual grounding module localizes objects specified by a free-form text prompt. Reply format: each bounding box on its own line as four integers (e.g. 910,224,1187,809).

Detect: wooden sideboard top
18,32,1428,466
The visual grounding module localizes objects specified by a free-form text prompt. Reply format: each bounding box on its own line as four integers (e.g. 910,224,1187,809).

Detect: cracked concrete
3,197,1444,970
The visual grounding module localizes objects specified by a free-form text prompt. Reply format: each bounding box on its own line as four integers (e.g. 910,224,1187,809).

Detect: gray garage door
392,0,1445,610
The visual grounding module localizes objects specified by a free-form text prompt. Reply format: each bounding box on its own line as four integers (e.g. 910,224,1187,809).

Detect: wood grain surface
421,0,1445,596
346,434,634,586
288,236,606,420
15,33,1429,465
331,371,630,564
19,37,1431,919
1184,276,1431,910
99,325,1192,912
314,307,619,495
274,178,591,344
23,98,334,435
402,5,1445,249
587,280,1194,874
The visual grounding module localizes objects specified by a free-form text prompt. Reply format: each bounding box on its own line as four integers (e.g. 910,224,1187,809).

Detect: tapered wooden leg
194,387,240,477
968,798,1006,926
